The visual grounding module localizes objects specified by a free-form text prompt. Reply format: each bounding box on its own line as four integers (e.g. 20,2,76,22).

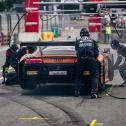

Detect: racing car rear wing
20,40,76,47
19,32,76,46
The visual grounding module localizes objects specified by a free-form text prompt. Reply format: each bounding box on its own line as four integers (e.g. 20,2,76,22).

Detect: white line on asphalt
0,77,3,80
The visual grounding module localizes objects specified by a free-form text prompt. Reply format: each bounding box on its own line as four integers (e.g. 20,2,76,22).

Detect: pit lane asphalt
0,44,126,126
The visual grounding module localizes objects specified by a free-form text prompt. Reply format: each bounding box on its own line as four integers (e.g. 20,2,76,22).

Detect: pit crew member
111,40,126,86
75,28,100,98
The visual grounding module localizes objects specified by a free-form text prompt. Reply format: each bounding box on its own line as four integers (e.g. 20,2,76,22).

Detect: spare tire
107,56,114,81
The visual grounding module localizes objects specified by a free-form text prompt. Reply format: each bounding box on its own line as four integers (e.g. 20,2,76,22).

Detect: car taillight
25,58,43,63
74,59,77,62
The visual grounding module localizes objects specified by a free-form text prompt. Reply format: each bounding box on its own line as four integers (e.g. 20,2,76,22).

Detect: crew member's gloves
2,65,9,76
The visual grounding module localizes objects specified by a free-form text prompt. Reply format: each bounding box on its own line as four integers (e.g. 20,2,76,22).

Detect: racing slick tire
107,56,114,81
20,77,37,90
19,61,37,90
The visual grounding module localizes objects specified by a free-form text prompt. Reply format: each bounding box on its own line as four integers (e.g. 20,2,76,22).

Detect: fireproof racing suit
113,43,126,85
75,36,99,96
4,45,19,72
3,46,37,84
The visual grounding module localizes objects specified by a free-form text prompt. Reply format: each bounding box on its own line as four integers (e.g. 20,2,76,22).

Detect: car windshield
41,46,76,55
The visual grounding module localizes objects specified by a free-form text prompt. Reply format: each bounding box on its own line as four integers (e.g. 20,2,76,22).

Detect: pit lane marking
89,119,103,126
19,117,48,120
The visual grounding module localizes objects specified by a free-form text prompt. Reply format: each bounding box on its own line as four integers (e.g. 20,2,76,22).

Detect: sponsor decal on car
49,71,67,75
27,71,38,75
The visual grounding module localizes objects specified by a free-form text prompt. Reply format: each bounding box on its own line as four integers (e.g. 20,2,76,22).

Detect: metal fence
0,13,24,45
0,13,126,45
40,14,87,31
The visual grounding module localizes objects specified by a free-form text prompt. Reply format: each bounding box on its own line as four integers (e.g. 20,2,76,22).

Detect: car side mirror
104,48,110,53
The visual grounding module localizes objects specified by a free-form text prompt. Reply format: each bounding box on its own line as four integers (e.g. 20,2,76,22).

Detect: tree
0,1,6,11
0,0,17,11
5,0,16,10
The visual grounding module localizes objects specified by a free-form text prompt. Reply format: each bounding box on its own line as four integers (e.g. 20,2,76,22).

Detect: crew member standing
105,22,112,44
75,28,99,98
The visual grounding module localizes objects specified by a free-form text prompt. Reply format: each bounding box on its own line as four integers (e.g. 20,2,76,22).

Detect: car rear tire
18,61,37,90
20,77,37,90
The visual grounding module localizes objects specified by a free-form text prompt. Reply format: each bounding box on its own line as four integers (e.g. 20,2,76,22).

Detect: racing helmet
10,44,19,52
80,28,90,38
27,46,37,53
111,40,119,50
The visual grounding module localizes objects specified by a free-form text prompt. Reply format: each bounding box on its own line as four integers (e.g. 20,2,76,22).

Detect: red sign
25,0,40,32
88,15,101,32
88,0,102,32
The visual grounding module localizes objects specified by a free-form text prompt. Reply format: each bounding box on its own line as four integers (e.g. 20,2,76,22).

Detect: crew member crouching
2,44,19,84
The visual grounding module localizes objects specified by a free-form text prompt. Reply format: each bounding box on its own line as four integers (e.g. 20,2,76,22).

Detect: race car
18,40,114,90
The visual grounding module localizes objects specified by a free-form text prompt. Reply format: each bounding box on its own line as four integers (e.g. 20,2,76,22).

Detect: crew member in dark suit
111,40,126,86
75,28,99,98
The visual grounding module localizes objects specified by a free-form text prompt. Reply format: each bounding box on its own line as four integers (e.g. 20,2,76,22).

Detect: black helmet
80,28,89,38
10,44,18,52
27,46,37,53
111,40,119,50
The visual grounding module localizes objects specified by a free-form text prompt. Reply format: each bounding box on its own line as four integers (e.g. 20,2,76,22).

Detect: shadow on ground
22,85,91,97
